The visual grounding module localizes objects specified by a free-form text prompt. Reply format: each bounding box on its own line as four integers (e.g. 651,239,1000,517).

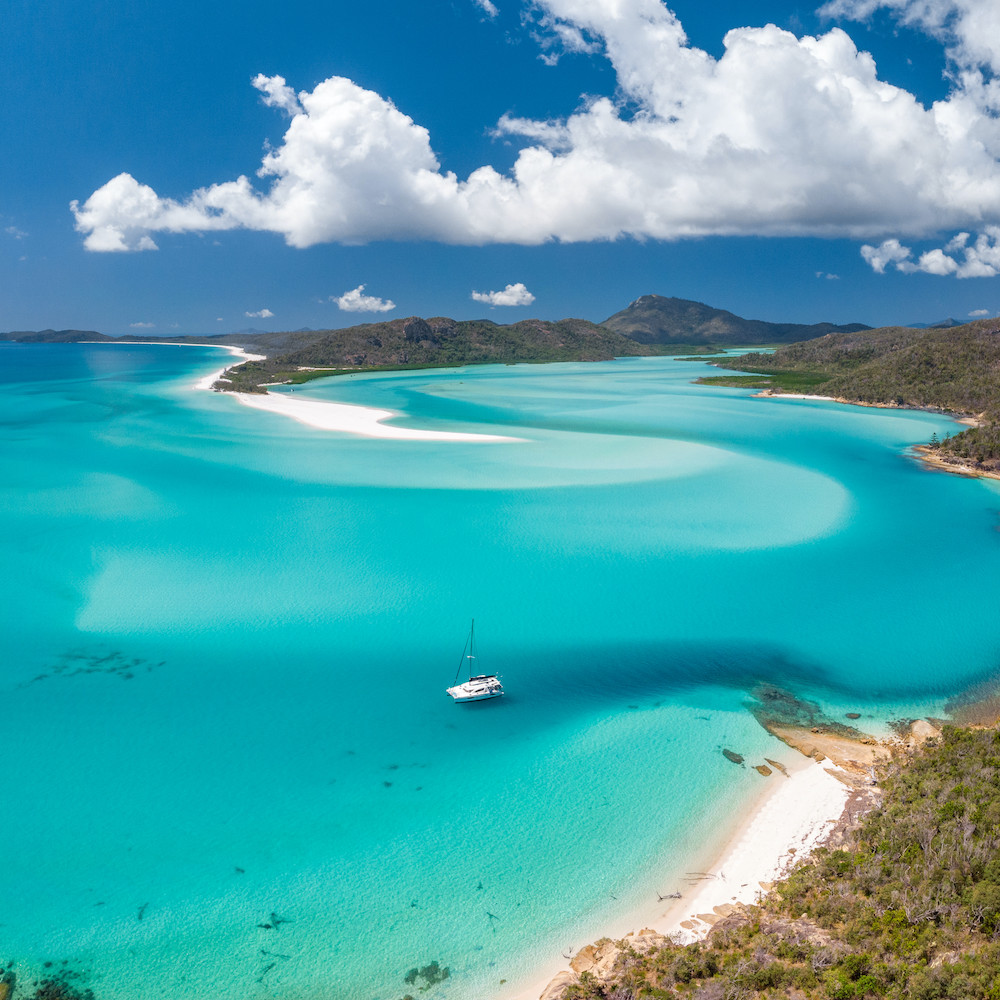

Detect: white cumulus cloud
860,238,914,274
333,285,396,312
252,73,302,116
474,0,499,17
71,1,1000,254
861,227,1000,276
820,0,1000,83
969,308,991,316
471,282,536,306
129,321,155,328
246,308,274,318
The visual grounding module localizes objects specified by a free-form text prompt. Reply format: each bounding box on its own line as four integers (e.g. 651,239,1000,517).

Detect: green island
549,718,1000,1000
160,295,869,393
700,320,1000,476
5,298,997,481
0,294,868,395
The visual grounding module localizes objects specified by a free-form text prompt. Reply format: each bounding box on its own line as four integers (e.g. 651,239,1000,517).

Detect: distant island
204,316,662,393
17,301,999,476
0,296,871,394
7,304,999,478
699,319,1000,476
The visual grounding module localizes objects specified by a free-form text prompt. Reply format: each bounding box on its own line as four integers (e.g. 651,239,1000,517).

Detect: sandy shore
515,753,854,1000
106,341,514,441
191,345,266,390
80,339,266,391
750,389,1000,481
656,759,851,942
754,391,838,401
233,387,523,442
911,444,1000,482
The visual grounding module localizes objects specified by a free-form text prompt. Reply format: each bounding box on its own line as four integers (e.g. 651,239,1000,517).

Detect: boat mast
469,619,476,676
454,618,475,683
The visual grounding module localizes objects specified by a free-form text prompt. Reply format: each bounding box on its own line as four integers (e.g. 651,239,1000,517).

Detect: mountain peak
604,295,869,346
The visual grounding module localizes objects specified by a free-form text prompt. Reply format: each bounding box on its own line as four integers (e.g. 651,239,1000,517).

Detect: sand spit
192,346,267,390
233,388,523,442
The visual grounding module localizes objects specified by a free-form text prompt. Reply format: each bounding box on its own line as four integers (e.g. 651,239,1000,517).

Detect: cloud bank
72,0,1000,257
334,285,396,312
471,282,536,306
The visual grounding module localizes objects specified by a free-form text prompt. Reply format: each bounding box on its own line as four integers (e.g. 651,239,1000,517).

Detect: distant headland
8,297,999,476
695,319,1000,478
0,294,870,395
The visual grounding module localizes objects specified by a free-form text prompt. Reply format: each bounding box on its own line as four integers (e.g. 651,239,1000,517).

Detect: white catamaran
446,619,504,703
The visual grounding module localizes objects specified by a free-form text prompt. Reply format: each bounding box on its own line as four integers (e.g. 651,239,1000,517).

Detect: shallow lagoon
3,343,1000,999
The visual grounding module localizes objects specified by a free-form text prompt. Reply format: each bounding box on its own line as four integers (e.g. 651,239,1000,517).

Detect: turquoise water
3,343,1000,999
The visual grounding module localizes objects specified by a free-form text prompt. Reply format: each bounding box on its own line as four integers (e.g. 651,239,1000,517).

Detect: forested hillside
604,295,869,346
710,320,1000,470
215,316,656,392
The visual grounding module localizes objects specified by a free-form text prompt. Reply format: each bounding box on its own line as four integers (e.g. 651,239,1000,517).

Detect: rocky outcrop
541,930,671,999
537,912,850,999
538,971,577,1000
711,906,848,955
403,317,437,343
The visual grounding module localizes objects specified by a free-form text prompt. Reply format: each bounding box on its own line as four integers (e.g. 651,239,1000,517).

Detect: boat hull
446,687,504,702
446,675,504,702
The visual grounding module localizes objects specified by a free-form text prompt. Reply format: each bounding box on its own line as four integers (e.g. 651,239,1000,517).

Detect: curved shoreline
90,340,522,443
523,714,945,1000
750,389,999,481
514,753,853,1000
231,387,524,442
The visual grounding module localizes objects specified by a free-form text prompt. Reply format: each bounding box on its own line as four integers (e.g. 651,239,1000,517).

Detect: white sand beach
516,757,852,1000
233,386,523,442
658,759,851,942
756,392,838,401
192,345,266,390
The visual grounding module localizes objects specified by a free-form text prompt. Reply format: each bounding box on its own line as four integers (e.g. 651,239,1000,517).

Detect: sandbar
101,341,514,441
191,345,266,390
233,387,523,442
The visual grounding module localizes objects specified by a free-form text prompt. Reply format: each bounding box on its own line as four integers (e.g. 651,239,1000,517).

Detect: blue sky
3,0,1000,334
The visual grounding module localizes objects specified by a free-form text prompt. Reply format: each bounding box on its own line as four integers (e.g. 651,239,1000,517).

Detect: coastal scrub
555,725,1000,1000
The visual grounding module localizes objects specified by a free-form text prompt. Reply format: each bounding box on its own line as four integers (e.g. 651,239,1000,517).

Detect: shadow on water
446,637,1000,743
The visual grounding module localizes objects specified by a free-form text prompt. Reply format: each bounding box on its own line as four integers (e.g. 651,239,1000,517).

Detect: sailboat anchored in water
446,619,504,703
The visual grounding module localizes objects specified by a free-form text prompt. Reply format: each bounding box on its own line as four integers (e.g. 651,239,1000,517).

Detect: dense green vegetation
213,316,657,391
0,329,108,343
603,295,869,346
711,320,1000,470
696,371,832,393
563,725,1000,1000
